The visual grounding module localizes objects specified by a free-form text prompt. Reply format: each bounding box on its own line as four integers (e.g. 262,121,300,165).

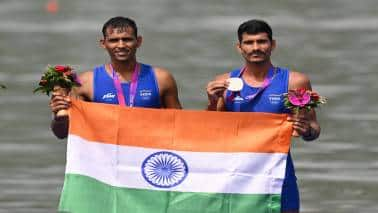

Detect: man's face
100,27,142,62
237,32,275,64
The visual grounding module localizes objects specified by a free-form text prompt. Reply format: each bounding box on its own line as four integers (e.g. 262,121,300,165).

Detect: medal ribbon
228,66,276,103
110,63,140,107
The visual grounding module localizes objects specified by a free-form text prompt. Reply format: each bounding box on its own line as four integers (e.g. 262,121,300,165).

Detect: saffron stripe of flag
69,100,291,153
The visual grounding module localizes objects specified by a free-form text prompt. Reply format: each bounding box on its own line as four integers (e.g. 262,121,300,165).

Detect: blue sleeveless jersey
225,67,296,180
93,63,161,108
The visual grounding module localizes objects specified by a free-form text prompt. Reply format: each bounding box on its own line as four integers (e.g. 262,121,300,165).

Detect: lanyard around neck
240,66,276,101
110,63,140,107
229,66,276,104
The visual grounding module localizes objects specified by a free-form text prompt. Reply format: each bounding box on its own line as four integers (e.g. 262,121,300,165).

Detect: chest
94,72,160,107
226,80,288,113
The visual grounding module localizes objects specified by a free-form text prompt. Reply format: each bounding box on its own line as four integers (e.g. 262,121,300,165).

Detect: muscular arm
50,71,93,139
154,67,182,109
288,71,321,141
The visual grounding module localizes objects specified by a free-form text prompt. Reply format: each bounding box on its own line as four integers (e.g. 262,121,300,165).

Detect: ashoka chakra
141,151,188,188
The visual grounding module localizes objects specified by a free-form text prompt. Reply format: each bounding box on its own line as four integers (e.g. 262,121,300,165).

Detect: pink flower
287,88,311,107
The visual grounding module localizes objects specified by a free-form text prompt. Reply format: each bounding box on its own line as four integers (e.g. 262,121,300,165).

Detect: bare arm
154,67,182,109
288,71,321,141
50,71,93,139
206,73,229,111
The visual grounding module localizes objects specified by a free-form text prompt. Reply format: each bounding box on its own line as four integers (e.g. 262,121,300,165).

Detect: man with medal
206,19,321,213
49,16,182,139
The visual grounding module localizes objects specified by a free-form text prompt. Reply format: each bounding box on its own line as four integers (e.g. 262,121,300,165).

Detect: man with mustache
206,19,321,213
50,16,182,138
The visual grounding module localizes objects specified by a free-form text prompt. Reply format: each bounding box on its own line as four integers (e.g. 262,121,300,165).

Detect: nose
251,42,259,50
117,39,126,47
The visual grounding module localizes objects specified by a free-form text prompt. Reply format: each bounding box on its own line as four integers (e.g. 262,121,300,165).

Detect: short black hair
102,16,138,38
237,19,272,42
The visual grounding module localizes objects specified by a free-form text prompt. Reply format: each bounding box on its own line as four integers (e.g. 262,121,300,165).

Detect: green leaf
33,87,42,93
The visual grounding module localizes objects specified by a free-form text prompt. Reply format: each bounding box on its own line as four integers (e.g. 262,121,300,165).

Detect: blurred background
0,0,377,212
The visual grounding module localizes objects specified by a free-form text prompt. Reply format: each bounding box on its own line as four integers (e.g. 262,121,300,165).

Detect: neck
110,59,137,74
109,59,138,82
243,62,273,81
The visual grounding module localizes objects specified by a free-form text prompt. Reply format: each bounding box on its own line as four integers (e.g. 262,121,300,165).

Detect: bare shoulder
289,70,312,90
153,66,181,108
153,66,174,80
71,70,94,101
153,66,177,89
78,70,93,83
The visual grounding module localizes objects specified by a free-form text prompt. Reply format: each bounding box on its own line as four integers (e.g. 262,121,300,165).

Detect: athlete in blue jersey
206,19,321,213
50,16,182,139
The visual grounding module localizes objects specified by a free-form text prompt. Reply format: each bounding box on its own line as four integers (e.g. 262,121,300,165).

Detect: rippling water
1,0,377,212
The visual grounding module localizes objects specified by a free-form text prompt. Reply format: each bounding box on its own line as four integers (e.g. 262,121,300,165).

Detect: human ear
136,36,143,48
236,42,242,54
271,39,276,51
99,38,106,49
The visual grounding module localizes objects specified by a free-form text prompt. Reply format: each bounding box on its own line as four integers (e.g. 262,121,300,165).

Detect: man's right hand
206,79,229,110
50,91,71,117
206,80,228,103
50,91,71,139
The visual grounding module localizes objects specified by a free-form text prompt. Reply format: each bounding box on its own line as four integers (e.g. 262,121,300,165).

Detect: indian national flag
58,100,292,213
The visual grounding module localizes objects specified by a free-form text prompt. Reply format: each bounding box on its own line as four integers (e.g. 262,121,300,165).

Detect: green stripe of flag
59,174,281,213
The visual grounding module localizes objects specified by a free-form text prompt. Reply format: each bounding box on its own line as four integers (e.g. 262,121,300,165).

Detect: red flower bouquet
34,65,81,96
34,65,81,116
